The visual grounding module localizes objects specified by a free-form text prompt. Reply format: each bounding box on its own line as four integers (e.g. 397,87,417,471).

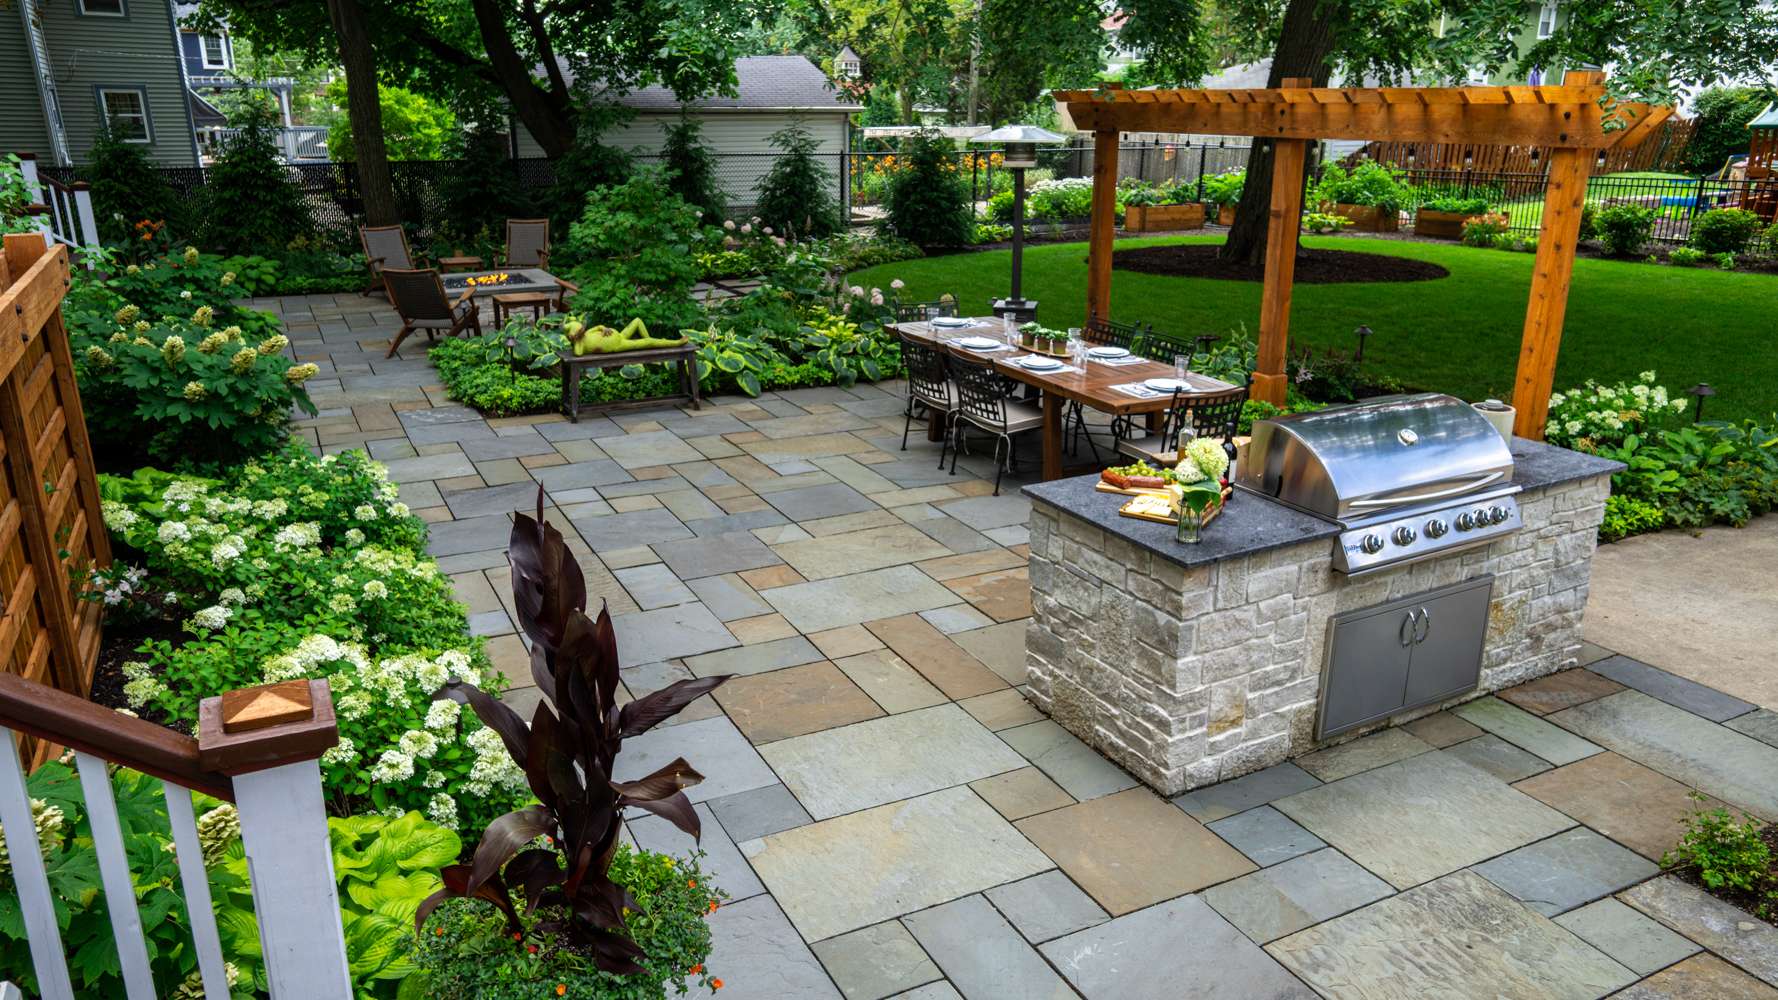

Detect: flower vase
1175,508,1205,544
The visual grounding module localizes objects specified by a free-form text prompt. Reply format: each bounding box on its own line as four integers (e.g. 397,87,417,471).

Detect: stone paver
998,720,1137,802
629,802,764,901
941,568,1031,622
614,563,696,609
1015,788,1256,915
1203,848,1395,943
695,894,841,1000
1267,871,1635,999
763,566,963,634
1473,827,1659,916
1552,690,1778,819
1173,763,1322,823
740,786,1052,942
1728,709,1778,750
902,894,1076,1000
1553,898,1701,976
598,429,704,468
611,602,737,666
1589,654,1760,723
708,783,813,843
983,871,1108,944
1206,805,1326,867
969,767,1074,821
1043,895,1313,1000
1620,877,1778,988
1400,710,1484,748
713,662,884,744
1498,668,1626,716
574,507,692,551
653,531,785,580
956,689,1043,731
684,636,825,678
765,483,882,522
760,704,1026,819
864,615,1007,701
811,921,941,1000
772,524,952,580
1294,728,1432,782
1514,751,1741,861
1612,954,1778,1000
950,621,1028,686
614,716,776,804
1443,733,1553,783
833,650,947,714
1453,696,1603,766
686,574,773,622
1273,750,1575,890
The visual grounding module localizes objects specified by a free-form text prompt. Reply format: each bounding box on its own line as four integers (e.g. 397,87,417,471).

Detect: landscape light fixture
971,125,1065,323
1688,382,1716,422
1353,324,1374,362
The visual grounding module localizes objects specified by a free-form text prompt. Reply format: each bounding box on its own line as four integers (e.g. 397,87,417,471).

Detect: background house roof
586,55,860,113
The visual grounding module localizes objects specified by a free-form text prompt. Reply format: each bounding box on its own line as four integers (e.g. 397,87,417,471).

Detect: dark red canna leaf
618,675,731,737
438,681,530,769
620,788,701,840
504,848,564,914
528,643,556,703
610,758,704,802
469,806,554,896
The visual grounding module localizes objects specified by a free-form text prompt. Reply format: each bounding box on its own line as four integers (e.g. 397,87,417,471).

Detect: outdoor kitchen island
1022,405,1624,797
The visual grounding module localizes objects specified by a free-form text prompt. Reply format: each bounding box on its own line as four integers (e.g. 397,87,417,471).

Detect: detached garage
513,55,858,214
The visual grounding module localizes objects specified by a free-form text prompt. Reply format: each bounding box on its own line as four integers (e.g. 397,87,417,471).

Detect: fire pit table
441,268,563,300
1021,394,1625,795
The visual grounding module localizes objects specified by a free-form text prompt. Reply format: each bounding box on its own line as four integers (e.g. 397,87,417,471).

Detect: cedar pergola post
1511,70,1602,438
1084,129,1120,325
1053,72,1670,439
1254,79,1314,406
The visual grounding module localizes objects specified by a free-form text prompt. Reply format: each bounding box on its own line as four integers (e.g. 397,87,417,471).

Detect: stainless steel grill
1235,393,1521,574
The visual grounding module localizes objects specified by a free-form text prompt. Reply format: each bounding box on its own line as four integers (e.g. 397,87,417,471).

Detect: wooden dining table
891,316,1238,481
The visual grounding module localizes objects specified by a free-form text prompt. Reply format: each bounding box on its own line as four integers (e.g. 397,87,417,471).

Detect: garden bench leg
567,363,583,423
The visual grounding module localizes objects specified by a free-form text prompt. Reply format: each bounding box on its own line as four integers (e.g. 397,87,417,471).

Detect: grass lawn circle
1112,244,1451,284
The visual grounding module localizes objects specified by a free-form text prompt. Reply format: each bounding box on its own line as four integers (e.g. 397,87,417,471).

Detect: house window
97,88,151,142
78,0,126,14
1537,1,1559,39
201,34,230,69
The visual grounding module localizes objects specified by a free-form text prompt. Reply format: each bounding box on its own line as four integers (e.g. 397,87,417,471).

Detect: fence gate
0,233,110,764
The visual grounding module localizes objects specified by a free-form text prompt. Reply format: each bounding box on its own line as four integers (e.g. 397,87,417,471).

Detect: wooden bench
561,342,701,422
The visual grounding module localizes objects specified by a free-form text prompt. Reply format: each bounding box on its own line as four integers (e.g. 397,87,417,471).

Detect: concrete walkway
270,291,1778,1000
1586,517,1778,711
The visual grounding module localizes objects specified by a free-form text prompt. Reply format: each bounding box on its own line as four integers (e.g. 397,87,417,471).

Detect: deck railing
0,672,353,999
14,154,98,253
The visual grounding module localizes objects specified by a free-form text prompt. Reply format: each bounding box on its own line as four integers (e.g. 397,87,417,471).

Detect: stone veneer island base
1022,438,1622,796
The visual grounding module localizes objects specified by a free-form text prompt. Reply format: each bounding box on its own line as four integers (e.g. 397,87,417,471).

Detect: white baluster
72,183,99,251
163,784,231,999
232,758,352,998
0,730,74,1000
73,752,157,999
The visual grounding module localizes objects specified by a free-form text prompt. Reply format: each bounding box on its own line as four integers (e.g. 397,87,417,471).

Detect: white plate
955,336,1001,350
1087,346,1129,359
931,316,974,328
1019,356,1064,370
1144,377,1189,392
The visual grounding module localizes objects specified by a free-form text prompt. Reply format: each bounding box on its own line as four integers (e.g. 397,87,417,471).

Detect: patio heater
971,125,1065,324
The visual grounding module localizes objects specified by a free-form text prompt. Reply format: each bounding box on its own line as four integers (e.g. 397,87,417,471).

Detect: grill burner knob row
1360,533,1385,554
1455,512,1475,531
1425,518,1449,538
1488,505,1509,525
1392,525,1418,546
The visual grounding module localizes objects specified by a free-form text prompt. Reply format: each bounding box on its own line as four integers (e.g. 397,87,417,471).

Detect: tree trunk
470,0,575,157
1217,0,1338,266
325,0,397,225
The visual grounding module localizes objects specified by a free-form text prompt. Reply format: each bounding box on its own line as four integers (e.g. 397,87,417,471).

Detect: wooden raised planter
1216,205,1237,227
1326,203,1400,232
1124,203,1207,232
1415,209,1508,240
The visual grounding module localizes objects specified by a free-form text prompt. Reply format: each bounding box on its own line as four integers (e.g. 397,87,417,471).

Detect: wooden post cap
199,679,338,776
220,680,314,733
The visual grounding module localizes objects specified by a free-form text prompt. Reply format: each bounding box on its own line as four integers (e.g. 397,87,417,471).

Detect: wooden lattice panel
0,234,110,765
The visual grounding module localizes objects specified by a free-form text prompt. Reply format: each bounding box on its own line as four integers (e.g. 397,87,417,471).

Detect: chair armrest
452,287,476,310
553,276,580,295
537,248,550,269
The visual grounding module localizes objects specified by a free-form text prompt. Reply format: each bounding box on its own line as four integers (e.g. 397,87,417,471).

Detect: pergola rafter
1053,71,1675,439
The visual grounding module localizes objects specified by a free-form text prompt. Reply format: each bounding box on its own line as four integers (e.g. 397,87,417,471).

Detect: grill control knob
1392,525,1418,546
1472,508,1490,528
1455,512,1475,531
1487,505,1509,525
1425,518,1449,538
1359,533,1385,554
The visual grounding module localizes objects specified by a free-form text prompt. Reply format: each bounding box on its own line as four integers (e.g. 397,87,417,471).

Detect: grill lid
1236,393,1514,521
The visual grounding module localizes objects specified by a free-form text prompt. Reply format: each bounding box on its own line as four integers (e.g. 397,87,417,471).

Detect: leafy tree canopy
326,79,457,160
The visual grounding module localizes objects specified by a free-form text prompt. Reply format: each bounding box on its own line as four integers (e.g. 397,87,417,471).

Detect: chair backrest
506,218,549,267
1187,380,1251,443
1083,316,1147,350
901,335,953,407
360,225,413,273
1133,327,1195,363
381,268,454,322
895,299,958,322
950,354,1011,427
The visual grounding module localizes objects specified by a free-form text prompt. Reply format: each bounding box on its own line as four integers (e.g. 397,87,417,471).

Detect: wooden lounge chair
359,225,427,297
381,267,481,358
504,218,551,269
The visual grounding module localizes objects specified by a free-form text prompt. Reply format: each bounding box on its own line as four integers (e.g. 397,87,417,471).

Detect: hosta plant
417,489,732,975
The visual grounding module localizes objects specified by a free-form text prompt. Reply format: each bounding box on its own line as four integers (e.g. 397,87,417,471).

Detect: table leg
925,408,944,442
1042,393,1063,481
686,355,702,410
567,364,582,423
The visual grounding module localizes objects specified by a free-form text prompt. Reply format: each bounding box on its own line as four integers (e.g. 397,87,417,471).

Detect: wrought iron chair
894,298,959,322
504,218,550,269
359,225,426,297
948,354,1042,496
1131,327,1198,363
381,268,482,358
899,335,959,467
1113,378,1251,467
1065,316,1152,462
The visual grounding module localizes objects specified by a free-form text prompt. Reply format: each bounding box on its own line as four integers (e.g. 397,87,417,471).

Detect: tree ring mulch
1112,244,1451,284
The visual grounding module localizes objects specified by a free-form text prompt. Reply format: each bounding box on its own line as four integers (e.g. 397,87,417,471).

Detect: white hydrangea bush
1545,370,1688,451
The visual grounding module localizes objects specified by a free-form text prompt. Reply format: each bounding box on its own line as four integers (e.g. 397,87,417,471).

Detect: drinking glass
1173,354,1191,381
1067,328,1083,365
926,306,941,322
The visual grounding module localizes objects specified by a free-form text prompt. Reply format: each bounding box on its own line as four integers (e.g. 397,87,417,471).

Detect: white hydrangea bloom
354,504,378,521
362,579,388,600
101,501,140,530
426,793,458,829
218,587,246,606
190,605,232,631
368,748,415,783
424,699,461,730
272,522,321,550
321,737,357,767
397,729,440,759
344,528,365,546
157,521,192,544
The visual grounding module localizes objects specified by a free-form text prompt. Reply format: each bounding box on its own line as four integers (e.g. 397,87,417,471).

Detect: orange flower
689,964,703,975
528,944,538,954
556,985,567,996
711,979,724,991
513,932,523,941
687,879,697,889
708,900,718,913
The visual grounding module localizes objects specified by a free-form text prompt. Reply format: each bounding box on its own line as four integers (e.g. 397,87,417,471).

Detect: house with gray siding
3,0,201,166
514,55,859,213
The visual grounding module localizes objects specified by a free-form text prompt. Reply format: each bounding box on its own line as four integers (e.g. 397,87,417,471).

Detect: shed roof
578,56,860,113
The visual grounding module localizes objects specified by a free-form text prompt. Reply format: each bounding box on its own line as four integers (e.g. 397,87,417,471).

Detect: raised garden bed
1417,209,1508,240
1124,203,1207,233
1325,203,1401,232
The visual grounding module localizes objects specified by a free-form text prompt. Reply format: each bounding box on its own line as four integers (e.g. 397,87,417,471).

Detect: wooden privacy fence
0,232,110,743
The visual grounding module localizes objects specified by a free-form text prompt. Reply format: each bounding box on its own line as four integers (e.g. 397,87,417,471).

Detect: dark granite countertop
1024,437,1621,571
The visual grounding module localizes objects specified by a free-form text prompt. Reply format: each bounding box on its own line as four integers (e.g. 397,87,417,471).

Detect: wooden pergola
1051,71,1673,438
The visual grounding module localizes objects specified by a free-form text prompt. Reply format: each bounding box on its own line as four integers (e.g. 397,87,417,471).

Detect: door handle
1399,609,1418,647
1413,606,1431,644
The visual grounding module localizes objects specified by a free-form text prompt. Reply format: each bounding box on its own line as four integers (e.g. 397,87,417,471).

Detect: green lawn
1497,171,1700,231
849,235,1778,421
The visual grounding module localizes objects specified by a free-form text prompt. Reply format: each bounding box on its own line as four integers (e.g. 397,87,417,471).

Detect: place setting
1113,376,1192,399
1083,345,1147,367
1007,353,1082,375
951,334,1013,353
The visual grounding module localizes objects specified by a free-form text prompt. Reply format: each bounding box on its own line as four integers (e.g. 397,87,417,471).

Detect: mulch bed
89,618,181,726
1110,244,1452,284
1668,821,1778,921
